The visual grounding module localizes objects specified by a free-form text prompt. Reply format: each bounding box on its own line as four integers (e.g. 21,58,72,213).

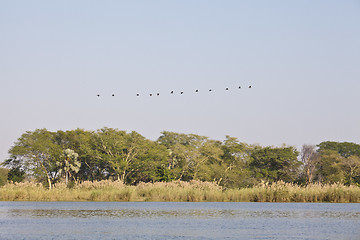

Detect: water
0,202,359,240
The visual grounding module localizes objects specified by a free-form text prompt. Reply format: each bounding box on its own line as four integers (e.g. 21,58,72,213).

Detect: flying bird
114,84,253,98
97,94,100,97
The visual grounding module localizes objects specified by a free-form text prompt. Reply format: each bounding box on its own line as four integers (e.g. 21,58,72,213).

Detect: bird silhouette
126,85,252,98
112,94,115,96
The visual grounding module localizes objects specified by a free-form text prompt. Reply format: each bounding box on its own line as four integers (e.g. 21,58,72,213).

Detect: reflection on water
6,207,360,219
0,202,360,240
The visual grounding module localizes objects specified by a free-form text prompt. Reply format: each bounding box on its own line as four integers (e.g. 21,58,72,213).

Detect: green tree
57,149,81,185
91,128,148,183
318,141,360,158
343,155,360,185
70,129,109,181
317,141,360,184
127,140,169,184
193,139,223,183
7,167,25,183
6,129,62,189
315,150,345,184
53,129,96,181
0,168,10,186
250,146,301,183
158,131,223,182
220,136,253,188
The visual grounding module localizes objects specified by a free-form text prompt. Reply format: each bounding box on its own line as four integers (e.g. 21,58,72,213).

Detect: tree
250,146,301,183
317,141,360,184
57,149,81,185
127,140,169,184
300,144,319,184
91,128,148,183
158,131,223,182
6,129,62,189
315,150,344,184
193,139,223,183
318,141,360,158
343,155,360,185
7,167,25,183
2,158,24,183
220,136,253,188
67,129,109,181
0,168,10,186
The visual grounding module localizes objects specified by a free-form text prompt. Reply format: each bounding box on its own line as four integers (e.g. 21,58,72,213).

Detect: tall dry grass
0,180,359,202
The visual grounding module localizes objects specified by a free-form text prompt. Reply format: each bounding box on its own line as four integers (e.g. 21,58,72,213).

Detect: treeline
2,128,360,189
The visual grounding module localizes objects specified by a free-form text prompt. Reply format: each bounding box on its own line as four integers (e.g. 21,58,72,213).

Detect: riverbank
1,180,359,202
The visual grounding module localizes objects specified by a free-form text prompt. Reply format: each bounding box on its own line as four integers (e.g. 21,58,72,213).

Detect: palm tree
57,149,81,185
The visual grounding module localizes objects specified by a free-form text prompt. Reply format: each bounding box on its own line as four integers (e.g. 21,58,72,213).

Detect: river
0,202,359,239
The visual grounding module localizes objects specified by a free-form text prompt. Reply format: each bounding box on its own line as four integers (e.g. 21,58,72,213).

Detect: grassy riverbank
1,180,360,202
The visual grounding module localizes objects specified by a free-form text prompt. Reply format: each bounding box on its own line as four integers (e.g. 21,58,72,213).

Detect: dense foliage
0,168,10,186
2,128,360,189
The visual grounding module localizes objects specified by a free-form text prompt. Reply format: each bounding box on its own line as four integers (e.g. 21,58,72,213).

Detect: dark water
0,202,359,240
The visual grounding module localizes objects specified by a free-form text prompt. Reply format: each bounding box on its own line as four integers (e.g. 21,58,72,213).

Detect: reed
1,180,359,202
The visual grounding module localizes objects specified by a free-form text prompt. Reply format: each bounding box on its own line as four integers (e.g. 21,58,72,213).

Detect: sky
1,0,360,162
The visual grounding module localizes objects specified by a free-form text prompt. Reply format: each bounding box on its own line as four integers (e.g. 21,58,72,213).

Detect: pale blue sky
1,0,360,161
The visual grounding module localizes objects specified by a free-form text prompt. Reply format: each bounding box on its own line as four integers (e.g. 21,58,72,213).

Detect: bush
7,167,25,183
0,168,10,186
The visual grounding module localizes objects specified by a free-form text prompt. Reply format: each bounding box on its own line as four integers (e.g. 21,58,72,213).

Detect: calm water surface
0,202,359,240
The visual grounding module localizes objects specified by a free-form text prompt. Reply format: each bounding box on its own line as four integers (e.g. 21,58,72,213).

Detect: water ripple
6,208,360,219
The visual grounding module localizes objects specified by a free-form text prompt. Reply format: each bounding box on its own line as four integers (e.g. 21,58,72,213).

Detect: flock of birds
97,85,252,97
